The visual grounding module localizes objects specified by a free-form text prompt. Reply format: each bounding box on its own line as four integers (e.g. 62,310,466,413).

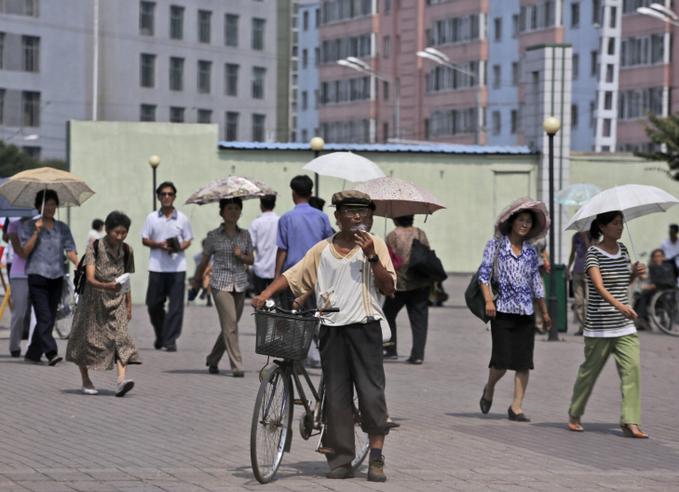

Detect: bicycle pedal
294,399,304,405
317,447,334,455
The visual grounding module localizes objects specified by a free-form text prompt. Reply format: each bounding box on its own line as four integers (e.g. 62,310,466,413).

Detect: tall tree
634,111,679,180
0,140,66,177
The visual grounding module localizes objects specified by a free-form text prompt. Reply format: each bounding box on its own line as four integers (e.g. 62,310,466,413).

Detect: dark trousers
382,286,430,360
319,321,388,470
252,273,273,297
146,271,186,347
26,275,62,361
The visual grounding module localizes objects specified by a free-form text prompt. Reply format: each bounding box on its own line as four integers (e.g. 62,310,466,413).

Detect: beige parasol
0,167,95,209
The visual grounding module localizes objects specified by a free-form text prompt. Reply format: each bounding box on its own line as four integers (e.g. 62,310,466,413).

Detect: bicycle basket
254,311,318,360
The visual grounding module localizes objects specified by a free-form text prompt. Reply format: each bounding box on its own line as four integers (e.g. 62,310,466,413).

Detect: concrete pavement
1,275,678,491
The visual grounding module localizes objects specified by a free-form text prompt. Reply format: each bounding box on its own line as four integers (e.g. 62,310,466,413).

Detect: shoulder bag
464,240,500,323
408,229,448,283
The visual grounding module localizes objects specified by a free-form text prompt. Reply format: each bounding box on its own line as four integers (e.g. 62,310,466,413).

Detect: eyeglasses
158,192,176,197
342,207,369,217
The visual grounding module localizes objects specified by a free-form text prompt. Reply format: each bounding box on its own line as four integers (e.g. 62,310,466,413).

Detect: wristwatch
368,253,379,263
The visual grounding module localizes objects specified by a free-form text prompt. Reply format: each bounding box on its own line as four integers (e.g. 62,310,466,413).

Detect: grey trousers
206,289,245,372
9,278,32,353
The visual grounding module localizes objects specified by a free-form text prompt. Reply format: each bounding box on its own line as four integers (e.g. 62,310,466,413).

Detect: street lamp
336,58,400,142
149,155,160,211
416,47,483,145
543,117,561,341
637,4,679,26
310,136,324,197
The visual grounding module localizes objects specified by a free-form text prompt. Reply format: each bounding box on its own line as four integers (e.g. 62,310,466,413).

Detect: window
0,89,5,124
492,111,501,135
170,106,185,123
22,91,40,127
593,0,601,24
319,76,371,105
303,10,309,30
198,60,211,93
385,0,391,13
321,0,374,23
22,36,39,72
170,6,184,39
252,114,266,141
512,14,519,38
572,53,579,80
518,1,558,33
571,2,580,27
620,34,668,67
140,104,156,121
252,18,265,50
252,67,266,99
428,14,482,47
301,91,308,110
618,87,664,119
603,118,611,137
24,0,39,16
590,101,596,128
169,57,184,91
610,6,617,28
140,54,155,87
510,109,518,134
383,36,390,58
22,146,40,159
225,63,239,96
383,122,389,142
226,111,239,140
512,62,519,86
225,14,239,47
606,64,614,82
607,38,615,55
302,49,308,68
0,33,4,69
140,1,155,36
494,17,502,41
381,80,388,100
320,34,372,63
604,92,612,111
492,65,501,89
426,61,481,92
198,10,211,43
301,129,308,142
571,104,578,128
590,51,598,76
197,109,212,123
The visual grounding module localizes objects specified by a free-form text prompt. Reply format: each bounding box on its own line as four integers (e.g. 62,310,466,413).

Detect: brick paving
1,275,678,491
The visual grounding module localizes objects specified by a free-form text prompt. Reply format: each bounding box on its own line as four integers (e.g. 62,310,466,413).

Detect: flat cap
331,190,372,208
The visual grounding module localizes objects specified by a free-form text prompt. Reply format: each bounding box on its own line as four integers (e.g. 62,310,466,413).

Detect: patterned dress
66,239,141,371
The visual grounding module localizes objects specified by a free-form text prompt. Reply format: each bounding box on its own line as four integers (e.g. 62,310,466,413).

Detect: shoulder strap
93,239,99,260
491,238,500,280
122,243,130,273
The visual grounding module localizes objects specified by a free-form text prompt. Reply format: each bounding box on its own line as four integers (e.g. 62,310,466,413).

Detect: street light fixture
543,117,561,341
336,58,400,142
310,136,324,197
416,47,483,145
149,155,160,211
637,4,679,26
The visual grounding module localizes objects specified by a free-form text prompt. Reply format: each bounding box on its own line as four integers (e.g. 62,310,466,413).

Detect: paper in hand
115,273,131,293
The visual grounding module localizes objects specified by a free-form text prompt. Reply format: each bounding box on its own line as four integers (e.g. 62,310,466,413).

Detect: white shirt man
249,196,279,295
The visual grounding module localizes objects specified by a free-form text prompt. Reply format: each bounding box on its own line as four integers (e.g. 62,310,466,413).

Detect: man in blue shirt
275,175,333,310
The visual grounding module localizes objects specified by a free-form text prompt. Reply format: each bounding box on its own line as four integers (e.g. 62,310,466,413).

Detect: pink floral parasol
349,177,445,218
184,176,277,205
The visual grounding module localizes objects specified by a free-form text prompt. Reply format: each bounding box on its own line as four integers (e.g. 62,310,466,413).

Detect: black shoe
206,296,213,307
574,330,584,336
199,289,207,300
232,371,244,378
386,419,401,429
154,339,163,350
48,355,63,366
367,455,387,482
383,351,398,360
326,465,354,479
207,364,219,374
10,350,20,358
24,356,41,364
480,385,492,414
187,287,199,301
508,406,531,422
164,344,177,352
405,358,422,365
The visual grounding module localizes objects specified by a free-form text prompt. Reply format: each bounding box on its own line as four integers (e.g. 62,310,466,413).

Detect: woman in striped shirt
567,211,648,438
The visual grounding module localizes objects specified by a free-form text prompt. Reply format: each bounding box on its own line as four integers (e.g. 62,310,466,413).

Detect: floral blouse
478,236,544,315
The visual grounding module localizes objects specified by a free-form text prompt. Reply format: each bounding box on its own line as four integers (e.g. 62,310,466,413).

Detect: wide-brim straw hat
494,197,551,241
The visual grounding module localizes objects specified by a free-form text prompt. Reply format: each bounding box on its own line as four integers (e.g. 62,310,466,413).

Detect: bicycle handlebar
262,299,339,315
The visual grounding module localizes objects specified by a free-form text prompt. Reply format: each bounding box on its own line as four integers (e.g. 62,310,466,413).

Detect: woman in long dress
66,211,140,396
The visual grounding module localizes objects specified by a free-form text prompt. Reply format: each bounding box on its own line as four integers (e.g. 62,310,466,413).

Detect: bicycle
649,288,679,336
250,302,370,484
54,275,76,339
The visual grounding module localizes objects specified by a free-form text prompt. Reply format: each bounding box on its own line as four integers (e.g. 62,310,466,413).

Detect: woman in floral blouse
477,198,551,422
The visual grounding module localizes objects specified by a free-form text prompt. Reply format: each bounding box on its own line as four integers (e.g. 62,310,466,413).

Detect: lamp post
543,117,561,341
337,58,400,142
149,155,160,211
416,47,483,145
637,3,679,26
310,136,324,197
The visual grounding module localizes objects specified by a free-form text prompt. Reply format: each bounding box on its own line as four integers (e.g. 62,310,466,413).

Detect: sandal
568,413,584,432
620,424,648,439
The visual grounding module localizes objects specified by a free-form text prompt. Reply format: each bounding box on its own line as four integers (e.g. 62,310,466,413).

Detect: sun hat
494,197,550,241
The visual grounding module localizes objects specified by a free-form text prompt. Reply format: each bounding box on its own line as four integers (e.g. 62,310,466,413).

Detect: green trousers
569,333,641,425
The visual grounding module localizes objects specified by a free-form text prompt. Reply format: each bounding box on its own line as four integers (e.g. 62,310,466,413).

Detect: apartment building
297,0,321,144
0,0,283,160
310,0,675,152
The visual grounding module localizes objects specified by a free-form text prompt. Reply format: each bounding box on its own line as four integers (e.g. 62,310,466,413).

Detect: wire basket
254,311,318,360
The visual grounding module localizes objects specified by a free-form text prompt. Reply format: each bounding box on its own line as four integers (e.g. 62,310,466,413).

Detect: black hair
92,219,104,230
104,211,131,231
670,224,679,234
394,215,414,227
505,209,536,234
590,210,623,241
156,181,177,195
308,196,325,211
260,195,276,210
219,197,243,214
34,189,59,209
290,175,313,198
651,248,665,258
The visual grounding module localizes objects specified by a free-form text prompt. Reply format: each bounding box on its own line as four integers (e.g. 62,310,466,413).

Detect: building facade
297,0,321,144
0,0,283,160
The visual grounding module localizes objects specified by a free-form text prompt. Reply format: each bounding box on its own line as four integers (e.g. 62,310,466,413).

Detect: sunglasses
158,192,176,197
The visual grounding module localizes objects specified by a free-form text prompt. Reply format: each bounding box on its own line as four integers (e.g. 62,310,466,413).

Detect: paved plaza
1,276,678,491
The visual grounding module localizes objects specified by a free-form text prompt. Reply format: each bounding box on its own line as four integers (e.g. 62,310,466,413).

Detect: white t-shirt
249,211,279,279
141,209,195,272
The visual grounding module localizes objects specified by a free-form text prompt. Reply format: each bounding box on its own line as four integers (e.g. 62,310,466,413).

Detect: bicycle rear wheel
54,277,76,339
650,289,679,336
351,401,370,471
251,365,292,484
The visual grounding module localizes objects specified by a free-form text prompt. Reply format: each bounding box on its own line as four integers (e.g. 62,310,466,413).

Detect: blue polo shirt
20,219,77,279
276,203,333,272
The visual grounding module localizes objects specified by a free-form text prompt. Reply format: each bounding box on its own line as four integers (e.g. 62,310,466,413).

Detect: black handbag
465,241,500,323
408,229,448,283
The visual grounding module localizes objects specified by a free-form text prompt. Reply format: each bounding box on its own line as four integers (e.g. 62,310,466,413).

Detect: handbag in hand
408,229,448,283
465,240,500,323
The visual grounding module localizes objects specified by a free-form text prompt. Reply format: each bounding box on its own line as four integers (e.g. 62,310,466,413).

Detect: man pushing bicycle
252,190,396,482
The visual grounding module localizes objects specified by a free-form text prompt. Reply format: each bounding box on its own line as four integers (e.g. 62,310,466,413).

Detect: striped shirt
584,242,636,338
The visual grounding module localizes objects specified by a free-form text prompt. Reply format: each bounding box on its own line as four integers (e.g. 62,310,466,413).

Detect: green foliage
0,140,66,178
635,111,679,180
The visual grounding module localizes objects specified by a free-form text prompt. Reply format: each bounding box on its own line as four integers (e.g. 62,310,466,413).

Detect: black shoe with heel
508,406,530,422
480,385,492,414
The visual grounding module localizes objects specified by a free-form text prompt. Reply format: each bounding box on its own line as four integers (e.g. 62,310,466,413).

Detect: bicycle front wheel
650,289,679,336
251,365,292,484
351,403,370,471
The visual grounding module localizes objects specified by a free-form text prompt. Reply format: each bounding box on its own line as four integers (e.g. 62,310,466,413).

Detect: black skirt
488,312,536,371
